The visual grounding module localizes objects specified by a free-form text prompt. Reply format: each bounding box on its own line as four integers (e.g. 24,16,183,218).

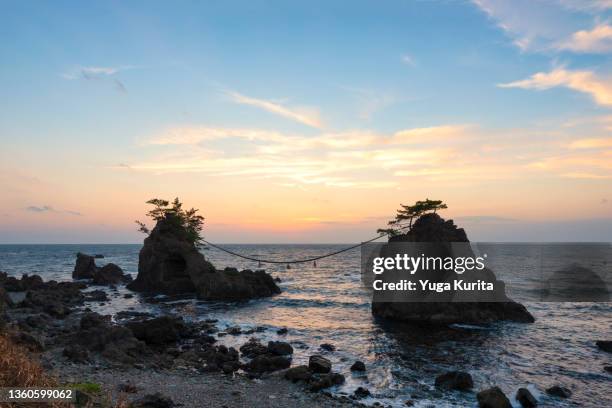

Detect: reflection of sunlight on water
0,244,611,407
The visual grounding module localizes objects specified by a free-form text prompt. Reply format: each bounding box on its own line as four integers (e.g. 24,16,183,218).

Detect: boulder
127,215,280,300
200,345,239,372
267,341,293,356
596,340,612,353
605,366,612,373
308,355,331,373
320,343,335,351
245,354,291,373
371,214,534,325
435,371,473,391
545,385,571,398
350,360,366,372
477,387,512,408
63,345,90,363
354,387,371,398
92,263,128,285
73,253,98,279
130,393,174,408
308,372,345,391
126,316,188,345
284,365,313,382
240,338,268,358
516,388,537,407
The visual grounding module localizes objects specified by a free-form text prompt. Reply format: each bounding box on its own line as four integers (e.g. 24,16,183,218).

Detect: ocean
0,244,610,407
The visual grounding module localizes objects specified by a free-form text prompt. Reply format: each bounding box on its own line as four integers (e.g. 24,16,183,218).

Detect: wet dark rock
73,253,98,279
83,290,109,302
22,314,48,330
277,327,288,335
320,343,335,351
267,340,293,355
226,326,242,335
118,381,138,393
604,365,612,373
476,387,512,408
115,311,154,321
308,372,345,391
0,272,45,292
94,254,105,259
308,355,331,373
221,361,241,374
516,388,537,407
75,312,150,365
350,360,366,372
126,316,188,345
130,393,174,408
595,340,612,353
200,345,239,372
545,385,572,398
124,293,134,299
12,331,44,352
92,263,130,286
194,334,216,345
371,213,534,325
435,371,473,391
127,215,280,300
63,344,90,363
246,354,291,373
284,365,313,382
239,338,268,358
353,387,370,399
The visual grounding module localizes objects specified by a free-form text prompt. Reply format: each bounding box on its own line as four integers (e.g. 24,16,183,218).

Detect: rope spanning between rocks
201,225,410,265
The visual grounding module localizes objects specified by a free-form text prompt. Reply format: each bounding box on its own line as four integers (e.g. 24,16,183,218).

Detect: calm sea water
0,244,610,407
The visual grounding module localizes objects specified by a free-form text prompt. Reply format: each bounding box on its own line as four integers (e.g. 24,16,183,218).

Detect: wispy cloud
224,90,322,128
62,65,135,92
558,23,612,53
499,67,612,107
25,205,82,216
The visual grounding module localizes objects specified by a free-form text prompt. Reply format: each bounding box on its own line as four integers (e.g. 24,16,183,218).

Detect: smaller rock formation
545,385,571,398
73,253,98,279
309,355,331,373
516,388,537,408
73,253,131,285
128,214,280,301
596,340,612,353
477,387,512,408
350,360,366,372
435,371,473,391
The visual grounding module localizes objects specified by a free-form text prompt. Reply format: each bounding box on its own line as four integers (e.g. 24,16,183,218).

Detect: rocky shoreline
1,250,609,407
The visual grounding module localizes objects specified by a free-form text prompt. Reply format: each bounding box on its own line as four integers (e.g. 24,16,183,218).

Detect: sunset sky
1,0,611,243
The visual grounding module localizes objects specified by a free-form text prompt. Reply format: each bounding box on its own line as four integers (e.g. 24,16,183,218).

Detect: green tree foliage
135,198,205,247
377,199,447,236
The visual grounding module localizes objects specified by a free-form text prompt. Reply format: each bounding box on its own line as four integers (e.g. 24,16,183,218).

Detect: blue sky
1,0,611,243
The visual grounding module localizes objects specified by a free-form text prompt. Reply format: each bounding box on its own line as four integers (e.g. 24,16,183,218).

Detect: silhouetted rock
127,215,280,300
604,366,612,373
435,371,473,391
350,360,366,372
130,393,174,408
92,263,129,285
73,253,98,279
516,388,537,407
320,343,335,351
354,387,370,398
240,338,268,358
126,316,188,345
267,340,293,355
63,344,90,363
477,386,512,408
284,365,313,382
308,372,345,391
546,385,571,398
277,327,288,335
596,340,612,353
309,355,331,373
245,354,291,373
371,213,534,325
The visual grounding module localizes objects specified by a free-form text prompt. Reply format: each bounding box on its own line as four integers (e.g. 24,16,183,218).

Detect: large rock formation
127,215,280,301
371,213,534,325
